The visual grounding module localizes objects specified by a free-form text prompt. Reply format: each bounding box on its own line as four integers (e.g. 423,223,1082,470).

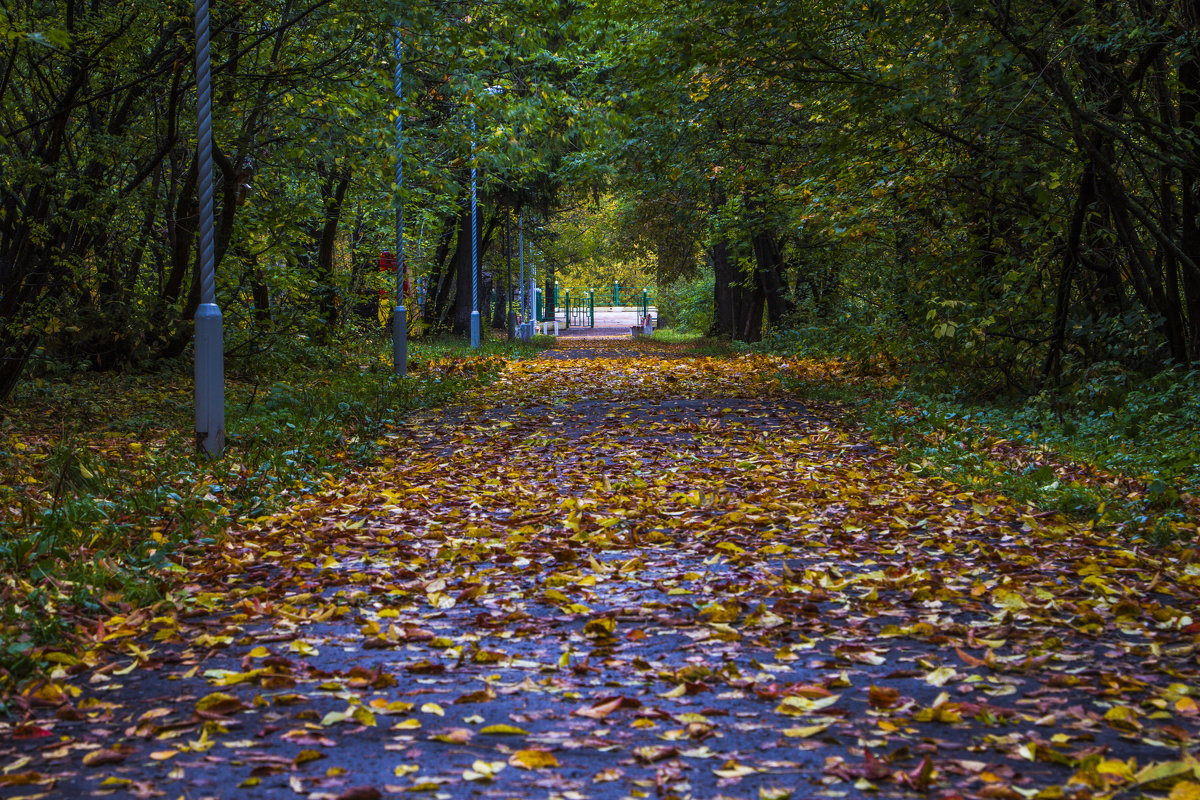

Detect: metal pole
393,27,407,376
506,206,514,338
519,213,525,334
194,0,224,458
470,118,480,348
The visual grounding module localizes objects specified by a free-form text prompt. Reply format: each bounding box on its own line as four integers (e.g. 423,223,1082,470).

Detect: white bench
538,320,559,336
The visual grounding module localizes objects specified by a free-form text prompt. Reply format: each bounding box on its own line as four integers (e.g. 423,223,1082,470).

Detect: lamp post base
470,311,481,348
194,302,225,458
394,305,407,377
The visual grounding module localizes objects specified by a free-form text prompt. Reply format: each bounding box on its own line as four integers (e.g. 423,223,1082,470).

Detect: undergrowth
651,329,734,355
0,329,549,687
762,325,1199,548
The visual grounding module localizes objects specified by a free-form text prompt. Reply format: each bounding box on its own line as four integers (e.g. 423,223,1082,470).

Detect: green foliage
656,268,714,334
587,0,1200,377
533,193,657,291
0,0,610,392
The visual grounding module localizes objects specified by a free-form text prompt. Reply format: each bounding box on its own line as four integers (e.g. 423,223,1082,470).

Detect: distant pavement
553,306,657,338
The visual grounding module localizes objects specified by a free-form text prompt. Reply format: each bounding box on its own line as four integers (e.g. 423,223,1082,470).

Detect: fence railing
598,283,656,307
539,287,658,329
563,289,594,329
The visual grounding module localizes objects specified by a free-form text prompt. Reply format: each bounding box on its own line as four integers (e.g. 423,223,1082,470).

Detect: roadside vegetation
659,282,1198,548
0,327,549,688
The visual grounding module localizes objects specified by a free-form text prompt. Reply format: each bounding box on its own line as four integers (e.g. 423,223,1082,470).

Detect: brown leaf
453,686,497,704
867,685,900,708
335,788,382,800
573,695,641,719
83,745,136,767
632,745,679,764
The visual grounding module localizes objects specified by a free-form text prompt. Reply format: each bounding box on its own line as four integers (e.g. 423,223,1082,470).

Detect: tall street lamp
470,117,480,348
519,212,526,339
468,86,503,349
392,27,407,375
194,0,224,458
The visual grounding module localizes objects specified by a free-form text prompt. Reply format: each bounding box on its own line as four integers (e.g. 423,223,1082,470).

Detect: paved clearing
2,339,1198,800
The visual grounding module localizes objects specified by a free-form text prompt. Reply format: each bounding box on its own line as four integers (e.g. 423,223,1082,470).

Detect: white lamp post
194,0,224,458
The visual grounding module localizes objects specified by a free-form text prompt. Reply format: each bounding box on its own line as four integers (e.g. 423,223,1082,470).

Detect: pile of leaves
0,339,543,686
0,337,1197,799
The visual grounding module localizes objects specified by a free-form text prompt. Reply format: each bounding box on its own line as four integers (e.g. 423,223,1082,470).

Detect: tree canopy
3,0,1200,398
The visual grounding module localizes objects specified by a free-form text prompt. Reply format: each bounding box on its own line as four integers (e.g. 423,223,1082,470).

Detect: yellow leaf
480,724,529,735
782,724,830,738
509,750,559,769
2,757,32,774
1104,705,1141,731
714,761,758,778
774,694,840,715
431,728,473,744
463,759,506,781
194,692,246,715
289,640,319,657
924,666,959,687
1169,781,1200,800
1135,760,1199,787
583,618,616,636
1096,758,1136,782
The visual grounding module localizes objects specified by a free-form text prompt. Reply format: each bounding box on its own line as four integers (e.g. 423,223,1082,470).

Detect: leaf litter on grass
1,337,1198,800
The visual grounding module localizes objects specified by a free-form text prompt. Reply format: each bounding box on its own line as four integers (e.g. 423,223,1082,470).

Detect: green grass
773,356,1198,547
649,328,701,344
0,329,550,686
652,328,735,355
748,314,1197,546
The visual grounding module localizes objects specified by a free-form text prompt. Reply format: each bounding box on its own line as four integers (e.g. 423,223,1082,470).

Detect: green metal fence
603,283,655,307
552,287,657,329
564,289,594,328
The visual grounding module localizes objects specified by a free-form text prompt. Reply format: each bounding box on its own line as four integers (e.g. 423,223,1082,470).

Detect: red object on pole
379,251,398,298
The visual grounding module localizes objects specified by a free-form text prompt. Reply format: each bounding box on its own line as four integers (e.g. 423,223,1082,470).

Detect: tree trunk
453,205,475,336
313,163,352,336
752,229,792,328
1180,0,1200,361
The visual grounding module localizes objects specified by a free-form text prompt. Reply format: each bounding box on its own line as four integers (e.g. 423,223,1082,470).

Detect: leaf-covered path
4,339,1199,800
